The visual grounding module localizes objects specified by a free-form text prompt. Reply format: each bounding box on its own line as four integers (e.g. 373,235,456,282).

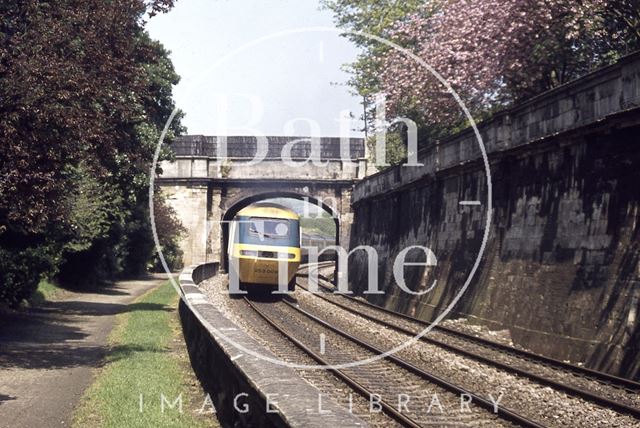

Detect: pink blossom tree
376,0,637,133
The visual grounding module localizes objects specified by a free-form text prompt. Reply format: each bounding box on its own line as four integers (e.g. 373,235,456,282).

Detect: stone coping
178,264,366,428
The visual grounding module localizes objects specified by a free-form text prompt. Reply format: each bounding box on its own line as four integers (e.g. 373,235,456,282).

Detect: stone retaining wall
347,53,640,379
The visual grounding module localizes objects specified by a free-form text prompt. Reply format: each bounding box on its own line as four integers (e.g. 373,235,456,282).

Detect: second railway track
295,263,640,422
197,265,640,427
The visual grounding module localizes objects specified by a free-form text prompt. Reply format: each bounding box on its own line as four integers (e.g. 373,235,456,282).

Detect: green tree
325,0,640,166
0,0,184,304
321,0,429,96
321,0,434,164
149,193,187,272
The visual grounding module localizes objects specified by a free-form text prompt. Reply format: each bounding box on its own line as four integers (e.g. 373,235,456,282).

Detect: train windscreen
236,216,300,247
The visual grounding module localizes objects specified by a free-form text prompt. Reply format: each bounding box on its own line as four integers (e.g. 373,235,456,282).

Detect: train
228,203,301,291
300,232,336,263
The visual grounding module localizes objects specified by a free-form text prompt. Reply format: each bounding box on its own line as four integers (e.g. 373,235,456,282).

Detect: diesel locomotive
227,203,301,290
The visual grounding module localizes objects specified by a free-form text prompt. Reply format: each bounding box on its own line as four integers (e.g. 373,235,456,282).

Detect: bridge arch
157,135,365,267
223,190,340,220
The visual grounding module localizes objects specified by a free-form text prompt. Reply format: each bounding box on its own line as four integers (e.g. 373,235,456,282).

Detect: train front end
229,204,301,289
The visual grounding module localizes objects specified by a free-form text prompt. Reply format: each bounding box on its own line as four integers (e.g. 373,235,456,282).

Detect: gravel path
0,275,166,428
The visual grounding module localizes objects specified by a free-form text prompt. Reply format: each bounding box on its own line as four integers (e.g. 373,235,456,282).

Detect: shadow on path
0,343,169,371
0,274,166,428
0,303,170,368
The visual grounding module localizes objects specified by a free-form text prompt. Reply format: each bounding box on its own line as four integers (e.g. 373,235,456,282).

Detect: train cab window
249,218,290,240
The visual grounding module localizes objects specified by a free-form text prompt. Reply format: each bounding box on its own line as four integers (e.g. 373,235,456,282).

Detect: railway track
302,263,640,389
296,263,640,420
244,294,545,428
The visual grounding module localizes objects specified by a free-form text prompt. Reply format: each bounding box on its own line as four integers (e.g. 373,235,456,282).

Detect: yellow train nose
236,257,300,286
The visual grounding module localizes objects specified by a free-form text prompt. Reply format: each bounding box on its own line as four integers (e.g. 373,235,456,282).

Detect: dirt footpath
0,275,168,428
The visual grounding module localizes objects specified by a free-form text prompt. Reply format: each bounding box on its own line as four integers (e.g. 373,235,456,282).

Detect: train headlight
277,253,295,259
240,250,258,257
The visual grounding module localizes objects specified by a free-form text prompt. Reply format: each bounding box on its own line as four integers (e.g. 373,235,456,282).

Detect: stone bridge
157,136,367,267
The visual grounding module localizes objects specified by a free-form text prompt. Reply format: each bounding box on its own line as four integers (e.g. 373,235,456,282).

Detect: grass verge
73,281,218,428
31,279,65,304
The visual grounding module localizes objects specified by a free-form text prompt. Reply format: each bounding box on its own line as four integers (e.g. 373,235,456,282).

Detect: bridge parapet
157,136,364,267
170,135,365,159
161,136,368,181
354,51,640,202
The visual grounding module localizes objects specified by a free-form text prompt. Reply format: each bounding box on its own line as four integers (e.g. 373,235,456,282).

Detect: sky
146,0,365,137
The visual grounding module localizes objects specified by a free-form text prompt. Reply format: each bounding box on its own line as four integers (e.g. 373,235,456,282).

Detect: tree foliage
321,0,430,169
379,0,640,129
0,0,185,304
325,0,640,162
321,0,427,98
150,193,187,272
